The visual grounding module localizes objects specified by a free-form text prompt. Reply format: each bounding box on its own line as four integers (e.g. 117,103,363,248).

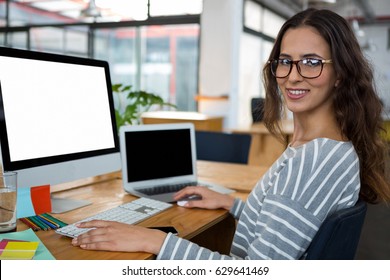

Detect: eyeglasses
268,58,333,79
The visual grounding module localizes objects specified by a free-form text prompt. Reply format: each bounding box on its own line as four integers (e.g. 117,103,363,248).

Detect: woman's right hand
174,186,235,211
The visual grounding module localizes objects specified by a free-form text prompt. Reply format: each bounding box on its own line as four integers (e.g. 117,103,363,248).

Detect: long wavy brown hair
262,8,390,204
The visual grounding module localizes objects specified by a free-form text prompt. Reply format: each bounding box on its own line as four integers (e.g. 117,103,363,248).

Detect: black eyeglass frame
268,58,333,79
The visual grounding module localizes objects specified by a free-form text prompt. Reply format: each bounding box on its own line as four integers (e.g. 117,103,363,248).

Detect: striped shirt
157,138,360,260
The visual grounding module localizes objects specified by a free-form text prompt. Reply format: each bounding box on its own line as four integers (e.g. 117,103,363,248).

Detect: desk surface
197,161,265,194
19,161,265,260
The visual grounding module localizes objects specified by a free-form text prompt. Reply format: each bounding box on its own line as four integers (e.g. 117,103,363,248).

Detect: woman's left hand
71,220,167,254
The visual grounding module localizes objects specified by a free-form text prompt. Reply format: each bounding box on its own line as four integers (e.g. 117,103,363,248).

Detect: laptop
119,123,233,202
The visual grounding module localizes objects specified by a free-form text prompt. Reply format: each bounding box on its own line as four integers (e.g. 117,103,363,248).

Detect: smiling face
277,26,339,118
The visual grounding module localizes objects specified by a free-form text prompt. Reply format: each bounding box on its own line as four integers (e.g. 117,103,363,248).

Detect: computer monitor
0,46,121,213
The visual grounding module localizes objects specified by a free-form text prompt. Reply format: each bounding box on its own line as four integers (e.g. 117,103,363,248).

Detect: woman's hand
71,220,167,254
174,186,235,211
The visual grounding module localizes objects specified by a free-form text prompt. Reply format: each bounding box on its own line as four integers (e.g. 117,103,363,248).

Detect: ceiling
7,0,390,25
10,0,203,23
258,0,390,25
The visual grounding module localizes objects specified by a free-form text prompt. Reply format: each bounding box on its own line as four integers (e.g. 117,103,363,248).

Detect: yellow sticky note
0,241,39,260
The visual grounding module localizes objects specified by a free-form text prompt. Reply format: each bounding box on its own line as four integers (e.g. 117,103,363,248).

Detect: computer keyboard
138,182,199,195
55,197,172,238
138,181,231,196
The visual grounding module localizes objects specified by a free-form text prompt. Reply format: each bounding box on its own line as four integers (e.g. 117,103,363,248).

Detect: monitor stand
50,196,92,214
49,173,119,213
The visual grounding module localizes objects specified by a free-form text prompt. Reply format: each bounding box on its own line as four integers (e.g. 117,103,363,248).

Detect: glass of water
0,171,17,233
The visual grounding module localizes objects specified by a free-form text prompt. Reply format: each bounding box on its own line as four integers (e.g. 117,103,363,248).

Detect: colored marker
42,213,68,227
20,218,39,231
38,214,59,228
29,216,49,231
36,215,57,229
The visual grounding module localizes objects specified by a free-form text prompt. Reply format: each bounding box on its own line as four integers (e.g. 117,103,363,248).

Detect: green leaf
113,84,177,131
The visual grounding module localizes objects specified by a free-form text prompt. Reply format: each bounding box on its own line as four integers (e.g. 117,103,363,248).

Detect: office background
0,0,389,259
1,0,389,129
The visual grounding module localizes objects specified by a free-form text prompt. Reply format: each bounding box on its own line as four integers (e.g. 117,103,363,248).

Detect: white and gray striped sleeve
229,198,245,219
235,194,322,259
156,198,245,260
156,233,234,260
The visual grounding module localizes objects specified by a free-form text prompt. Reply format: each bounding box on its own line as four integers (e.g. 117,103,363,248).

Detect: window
244,0,285,38
263,9,285,38
244,0,262,32
94,24,199,111
242,0,287,99
0,1,201,112
149,0,202,17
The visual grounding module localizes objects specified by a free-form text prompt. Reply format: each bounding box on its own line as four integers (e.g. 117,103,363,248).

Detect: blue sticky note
16,187,36,218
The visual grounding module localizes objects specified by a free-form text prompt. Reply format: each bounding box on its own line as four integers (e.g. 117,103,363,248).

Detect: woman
72,8,390,259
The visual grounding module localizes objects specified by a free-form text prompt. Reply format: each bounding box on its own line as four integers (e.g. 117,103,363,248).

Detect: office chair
195,131,252,164
251,97,265,123
304,199,367,260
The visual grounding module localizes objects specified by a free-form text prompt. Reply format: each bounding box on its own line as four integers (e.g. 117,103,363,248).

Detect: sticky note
0,239,26,253
0,241,39,260
30,185,52,214
16,185,52,218
16,187,35,218
0,239,8,252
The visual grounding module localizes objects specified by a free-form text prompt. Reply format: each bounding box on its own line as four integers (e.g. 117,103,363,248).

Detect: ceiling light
300,0,337,10
80,0,101,18
352,19,365,37
308,0,336,3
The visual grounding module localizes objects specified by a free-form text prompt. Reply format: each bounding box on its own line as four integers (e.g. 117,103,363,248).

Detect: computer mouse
177,194,202,207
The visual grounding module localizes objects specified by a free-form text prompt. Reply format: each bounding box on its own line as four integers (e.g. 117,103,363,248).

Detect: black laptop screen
124,128,193,182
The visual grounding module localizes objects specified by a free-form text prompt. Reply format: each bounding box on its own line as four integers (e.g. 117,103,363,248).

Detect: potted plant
112,83,177,131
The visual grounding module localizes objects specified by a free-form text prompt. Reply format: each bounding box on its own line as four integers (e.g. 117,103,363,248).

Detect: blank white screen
0,56,115,162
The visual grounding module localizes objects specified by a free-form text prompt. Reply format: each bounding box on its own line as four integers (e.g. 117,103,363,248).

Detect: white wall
198,0,242,129
199,0,280,129
360,24,390,119
237,33,262,127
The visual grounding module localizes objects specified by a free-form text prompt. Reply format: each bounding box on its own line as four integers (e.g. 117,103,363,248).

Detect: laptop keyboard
138,182,199,195
55,197,172,238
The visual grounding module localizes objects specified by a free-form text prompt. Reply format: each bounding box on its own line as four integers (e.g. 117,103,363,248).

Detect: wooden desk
233,120,294,166
18,161,266,260
197,160,266,195
141,111,224,131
